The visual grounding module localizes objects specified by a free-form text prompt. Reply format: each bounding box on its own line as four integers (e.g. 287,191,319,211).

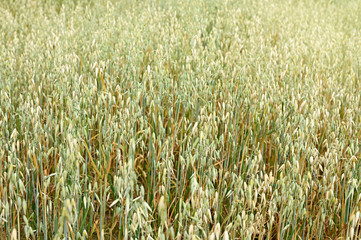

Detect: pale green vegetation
1,0,361,239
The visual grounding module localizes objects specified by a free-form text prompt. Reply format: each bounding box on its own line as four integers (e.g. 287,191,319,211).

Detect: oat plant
1,0,361,239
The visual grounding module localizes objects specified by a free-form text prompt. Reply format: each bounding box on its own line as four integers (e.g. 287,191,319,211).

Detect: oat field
1,0,361,239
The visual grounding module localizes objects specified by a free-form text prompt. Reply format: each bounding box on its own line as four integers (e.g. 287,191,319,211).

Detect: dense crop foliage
1,0,361,239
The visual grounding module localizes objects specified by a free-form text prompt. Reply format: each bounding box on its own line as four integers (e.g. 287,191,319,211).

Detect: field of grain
1,0,361,239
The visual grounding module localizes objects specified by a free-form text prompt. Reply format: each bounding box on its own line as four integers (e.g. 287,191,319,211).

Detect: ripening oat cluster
1,0,361,239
